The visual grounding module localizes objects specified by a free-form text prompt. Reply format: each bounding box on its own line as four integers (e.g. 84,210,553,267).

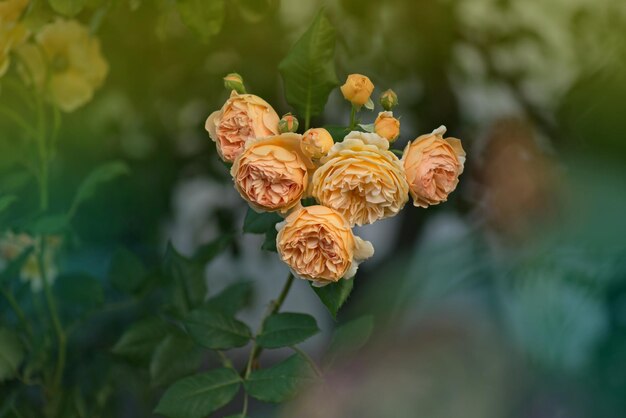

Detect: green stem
349,105,357,130
243,272,295,380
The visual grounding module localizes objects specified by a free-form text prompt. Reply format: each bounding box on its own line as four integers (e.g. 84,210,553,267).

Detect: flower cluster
206,73,466,286
1,2,109,113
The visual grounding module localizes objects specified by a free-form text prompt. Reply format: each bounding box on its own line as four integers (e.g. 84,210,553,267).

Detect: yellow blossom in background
0,0,29,77
206,91,280,162
276,205,374,286
311,131,409,226
16,18,109,112
340,73,374,107
374,111,400,143
402,125,466,208
231,133,315,214
0,232,61,292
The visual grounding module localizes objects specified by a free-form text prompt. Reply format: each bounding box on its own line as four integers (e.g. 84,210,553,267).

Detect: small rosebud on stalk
374,111,400,143
379,89,398,111
340,74,374,107
223,72,246,94
278,113,299,133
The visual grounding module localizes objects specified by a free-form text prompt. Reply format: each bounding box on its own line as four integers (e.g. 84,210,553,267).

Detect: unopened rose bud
223,73,246,94
374,111,400,143
340,74,374,107
278,113,299,133
379,89,398,111
301,128,334,159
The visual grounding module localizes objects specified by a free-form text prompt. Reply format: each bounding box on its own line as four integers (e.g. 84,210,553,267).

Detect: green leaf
176,0,225,41
69,161,130,218
150,331,203,388
108,247,147,295
0,195,16,215
326,315,374,364
0,328,23,382
164,242,207,310
184,309,251,349
257,313,319,349
27,213,69,235
237,0,276,23
243,208,282,234
323,125,348,142
154,368,241,418
48,0,85,16
193,234,233,265
261,227,278,252
244,354,316,403
54,273,104,317
205,281,253,316
112,317,170,363
311,279,354,318
278,11,338,128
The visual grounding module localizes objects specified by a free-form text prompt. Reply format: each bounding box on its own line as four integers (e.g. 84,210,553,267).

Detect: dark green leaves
0,195,16,215
205,282,253,316
54,273,104,318
243,207,281,253
279,11,339,128
176,0,225,41
326,315,374,364
154,368,241,418
108,247,147,295
257,313,319,348
0,328,23,382
112,317,170,363
245,354,316,402
164,242,206,310
150,331,203,388
184,310,251,349
48,0,85,16
311,279,354,318
69,161,130,218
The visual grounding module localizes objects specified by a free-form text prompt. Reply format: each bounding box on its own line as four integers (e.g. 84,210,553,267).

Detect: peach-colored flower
16,18,109,112
374,111,400,143
301,128,334,159
402,125,466,208
231,133,315,213
276,205,374,286
205,91,279,163
311,131,409,226
0,0,29,78
340,74,374,107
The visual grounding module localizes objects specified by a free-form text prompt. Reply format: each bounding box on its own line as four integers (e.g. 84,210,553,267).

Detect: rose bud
379,89,398,111
205,91,280,162
374,111,400,143
278,113,299,133
340,74,374,107
301,128,334,159
402,125,466,208
223,72,246,94
276,205,374,286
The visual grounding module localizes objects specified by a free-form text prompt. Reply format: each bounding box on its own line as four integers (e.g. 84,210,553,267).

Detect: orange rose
277,205,374,286
205,91,280,162
340,74,374,107
402,125,466,208
311,131,408,226
231,133,315,213
374,111,400,143
301,128,334,159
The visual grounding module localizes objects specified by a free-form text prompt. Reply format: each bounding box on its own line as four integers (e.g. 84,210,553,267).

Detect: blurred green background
2,0,626,417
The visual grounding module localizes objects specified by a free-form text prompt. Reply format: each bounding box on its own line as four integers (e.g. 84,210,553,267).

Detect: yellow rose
340,74,374,107
231,133,315,213
206,91,280,163
402,125,466,208
374,111,400,143
301,128,333,159
276,205,374,286
311,131,409,226
16,18,109,112
0,0,29,78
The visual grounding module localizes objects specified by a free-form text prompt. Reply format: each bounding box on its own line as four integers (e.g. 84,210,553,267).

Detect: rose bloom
340,74,374,106
0,0,29,78
231,133,315,213
301,128,334,159
311,131,409,226
206,91,280,163
16,18,108,112
402,125,466,208
277,205,374,286
374,111,400,143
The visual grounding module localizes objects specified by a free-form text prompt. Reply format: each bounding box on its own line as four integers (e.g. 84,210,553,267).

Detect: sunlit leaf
244,354,316,403
257,312,319,349
154,368,241,418
278,11,338,128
